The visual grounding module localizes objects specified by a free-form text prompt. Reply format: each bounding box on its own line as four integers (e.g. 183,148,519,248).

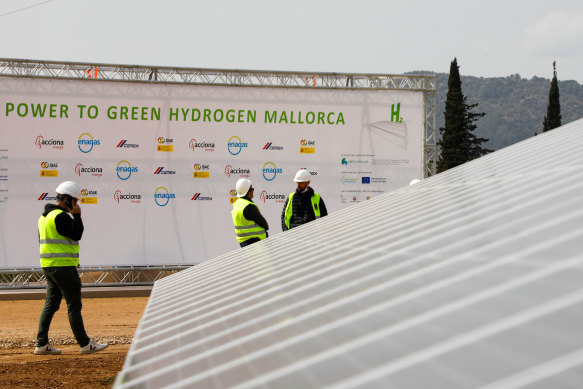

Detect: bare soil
0,296,148,388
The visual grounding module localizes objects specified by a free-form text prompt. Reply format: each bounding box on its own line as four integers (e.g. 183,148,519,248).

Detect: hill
411,72,583,150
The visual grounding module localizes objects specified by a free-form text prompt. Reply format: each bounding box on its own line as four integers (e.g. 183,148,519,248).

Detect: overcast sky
1,0,582,83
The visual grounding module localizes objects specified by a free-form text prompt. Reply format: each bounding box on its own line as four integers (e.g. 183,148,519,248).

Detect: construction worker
231,178,269,247
281,169,327,231
35,181,108,355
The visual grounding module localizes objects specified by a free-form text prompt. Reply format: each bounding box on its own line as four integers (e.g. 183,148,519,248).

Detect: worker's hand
70,203,82,215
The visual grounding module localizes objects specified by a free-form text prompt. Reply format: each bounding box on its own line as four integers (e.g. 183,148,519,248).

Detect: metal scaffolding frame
0,58,437,288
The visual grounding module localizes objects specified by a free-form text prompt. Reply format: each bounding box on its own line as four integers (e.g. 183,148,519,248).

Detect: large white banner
0,77,424,267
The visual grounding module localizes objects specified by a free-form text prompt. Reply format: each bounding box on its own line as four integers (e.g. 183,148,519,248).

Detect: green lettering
306,112,315,124
337,112,345,125
327,112,334,125
151,107,160,121
391,103,401,122
247,110,256,123
298,111,304,124
78,105,86,118
5,103,14,116
191,108,200,121
17,103,28,117
120,106,129,120
318,112,325,124
131,106,138,120
265,110,277,123
31,104,47,118
182,108,189,121
60,104,69,118
214,109,224,122
238,110,244,122
226,109,235,122
169,108,179,121
203,109,211,122
279,111,288,123
49,104,57,118
87,105,98,119
107,106,117,119
141,106,148,120
290,111,296,124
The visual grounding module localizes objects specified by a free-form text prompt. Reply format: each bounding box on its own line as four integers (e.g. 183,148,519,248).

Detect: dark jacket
40,204,84,241
242,196,269,236
281,187,327,231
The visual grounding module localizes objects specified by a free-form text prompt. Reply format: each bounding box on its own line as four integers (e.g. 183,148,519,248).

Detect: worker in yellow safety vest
281,169,327,231
35,181,108,356
231,178,269,247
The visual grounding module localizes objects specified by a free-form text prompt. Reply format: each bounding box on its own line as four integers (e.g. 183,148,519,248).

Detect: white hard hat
235,178,252,197
409,178,421,185
56,181,82,199
293,169,311,183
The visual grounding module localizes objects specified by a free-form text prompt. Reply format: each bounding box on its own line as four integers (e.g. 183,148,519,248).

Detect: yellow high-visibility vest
231,198,267,243
38,209,80,267
284,192,321,229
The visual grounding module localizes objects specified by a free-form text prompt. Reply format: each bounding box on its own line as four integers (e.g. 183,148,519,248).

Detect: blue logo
262,161,283,181
341,158,348,165
116,160,139,180
154,186,176,207
362,177,371,184
78,133,101,153
227,136,248,156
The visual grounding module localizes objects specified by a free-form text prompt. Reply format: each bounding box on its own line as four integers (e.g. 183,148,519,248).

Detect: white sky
1,0,582,83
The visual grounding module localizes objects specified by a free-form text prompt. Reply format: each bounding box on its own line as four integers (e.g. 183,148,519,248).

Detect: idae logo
116,160,139,180
75,162,103,177
156,137,174,152
229,189,238,204
189,138,215,152
40,161,58,177
154,186,176,207
259,190,286,204
193,163,210,178
300,139,315,154
77,133,101,153
80,188,98,204
35,135,64,150
227,136,248,155
262,162,282,181
224,164,250,178
114,189,142,204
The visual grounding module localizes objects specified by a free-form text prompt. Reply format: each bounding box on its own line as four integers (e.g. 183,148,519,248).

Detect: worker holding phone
35,181,108,355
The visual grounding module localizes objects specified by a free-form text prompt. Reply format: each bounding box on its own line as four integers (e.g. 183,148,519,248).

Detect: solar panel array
115,118,583,389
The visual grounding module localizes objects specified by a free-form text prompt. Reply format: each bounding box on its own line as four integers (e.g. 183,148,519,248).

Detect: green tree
542,61,561,132
437,58,490,173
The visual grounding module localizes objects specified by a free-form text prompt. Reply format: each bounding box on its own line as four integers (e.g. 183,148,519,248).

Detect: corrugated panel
115,119,583,389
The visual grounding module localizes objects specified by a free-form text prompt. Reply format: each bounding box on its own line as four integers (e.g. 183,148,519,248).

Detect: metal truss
0,265,193,289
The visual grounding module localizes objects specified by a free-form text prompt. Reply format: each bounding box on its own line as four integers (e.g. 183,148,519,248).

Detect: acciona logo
114,189,141,204
259,190,286,203
75,163,103,177
224,164,250,178
189,138,215,152
35,135,64,150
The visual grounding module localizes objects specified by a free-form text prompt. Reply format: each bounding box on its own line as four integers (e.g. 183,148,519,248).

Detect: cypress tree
542,61,561,132
437,58,490,173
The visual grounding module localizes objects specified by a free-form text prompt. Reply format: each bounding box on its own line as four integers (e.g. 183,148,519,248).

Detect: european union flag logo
362,177,371,184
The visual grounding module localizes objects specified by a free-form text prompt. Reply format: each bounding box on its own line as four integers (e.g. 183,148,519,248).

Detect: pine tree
437,58,490,173
542,61,561,132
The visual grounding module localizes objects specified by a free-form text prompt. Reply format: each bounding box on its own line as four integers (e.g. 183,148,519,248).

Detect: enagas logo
116,160,139,180
75,162,103,177
114,189,142,204
227,136,248,155
259,190,286,203
35,135,64,150
77,133,101,153
189,138,215,152
224,164,250,178
262,162,282,181
154,186,176,207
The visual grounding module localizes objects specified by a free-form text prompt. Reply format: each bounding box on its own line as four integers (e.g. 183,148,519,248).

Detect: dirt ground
0,296,148,388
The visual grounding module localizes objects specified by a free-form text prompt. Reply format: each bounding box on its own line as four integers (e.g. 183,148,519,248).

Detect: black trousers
36,266,90,347
239,237,261,248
